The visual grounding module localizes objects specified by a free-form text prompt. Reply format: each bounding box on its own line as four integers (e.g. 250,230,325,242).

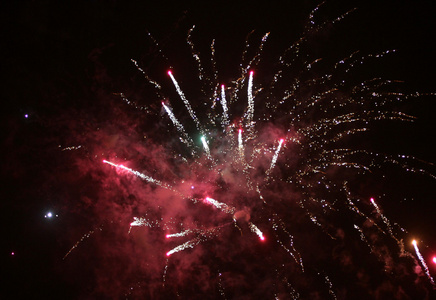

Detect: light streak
249,222,265,241
166,230,192,239
220,84,229,127
205,197,235,214
63,227,103,259
60,145,82,151
238,129,244,158
103,160,172,190
245,71,255,127
166,239,199,256
201,136,212,160
412,240,435,286
168,70,203,132
162,102,194,149
266,138,284,176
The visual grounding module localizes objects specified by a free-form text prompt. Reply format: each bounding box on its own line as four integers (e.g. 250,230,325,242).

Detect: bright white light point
167,70,172,75
11,252,15,256
191,185,195,189
24,114,28,118
45,212,53,218
412,240,417,246
166,252,171,256
433,257,436,264
165,234,170,239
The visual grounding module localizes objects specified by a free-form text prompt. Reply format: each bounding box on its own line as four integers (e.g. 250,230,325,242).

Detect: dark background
2,0,436,298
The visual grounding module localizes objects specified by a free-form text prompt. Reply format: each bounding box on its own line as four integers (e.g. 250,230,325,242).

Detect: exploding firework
60,3,436,299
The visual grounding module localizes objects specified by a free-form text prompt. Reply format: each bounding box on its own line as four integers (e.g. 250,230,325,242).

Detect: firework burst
62,3,436,299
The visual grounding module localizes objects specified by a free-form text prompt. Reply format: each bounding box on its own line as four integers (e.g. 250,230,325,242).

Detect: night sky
2,0,436,299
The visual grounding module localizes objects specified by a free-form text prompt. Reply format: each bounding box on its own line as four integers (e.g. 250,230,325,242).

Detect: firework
64,3,436,298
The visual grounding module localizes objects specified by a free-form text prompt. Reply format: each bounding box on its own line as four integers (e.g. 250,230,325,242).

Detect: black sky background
2,0,436,298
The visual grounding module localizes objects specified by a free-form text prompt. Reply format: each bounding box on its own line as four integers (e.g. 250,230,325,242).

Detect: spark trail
162,102,194,149
168,70,203,132
201,136,212,160
245,71,255,128
266,138,284,177
220,84,230,127
238,129,244,158
103,160,172,190
412,240,435,286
